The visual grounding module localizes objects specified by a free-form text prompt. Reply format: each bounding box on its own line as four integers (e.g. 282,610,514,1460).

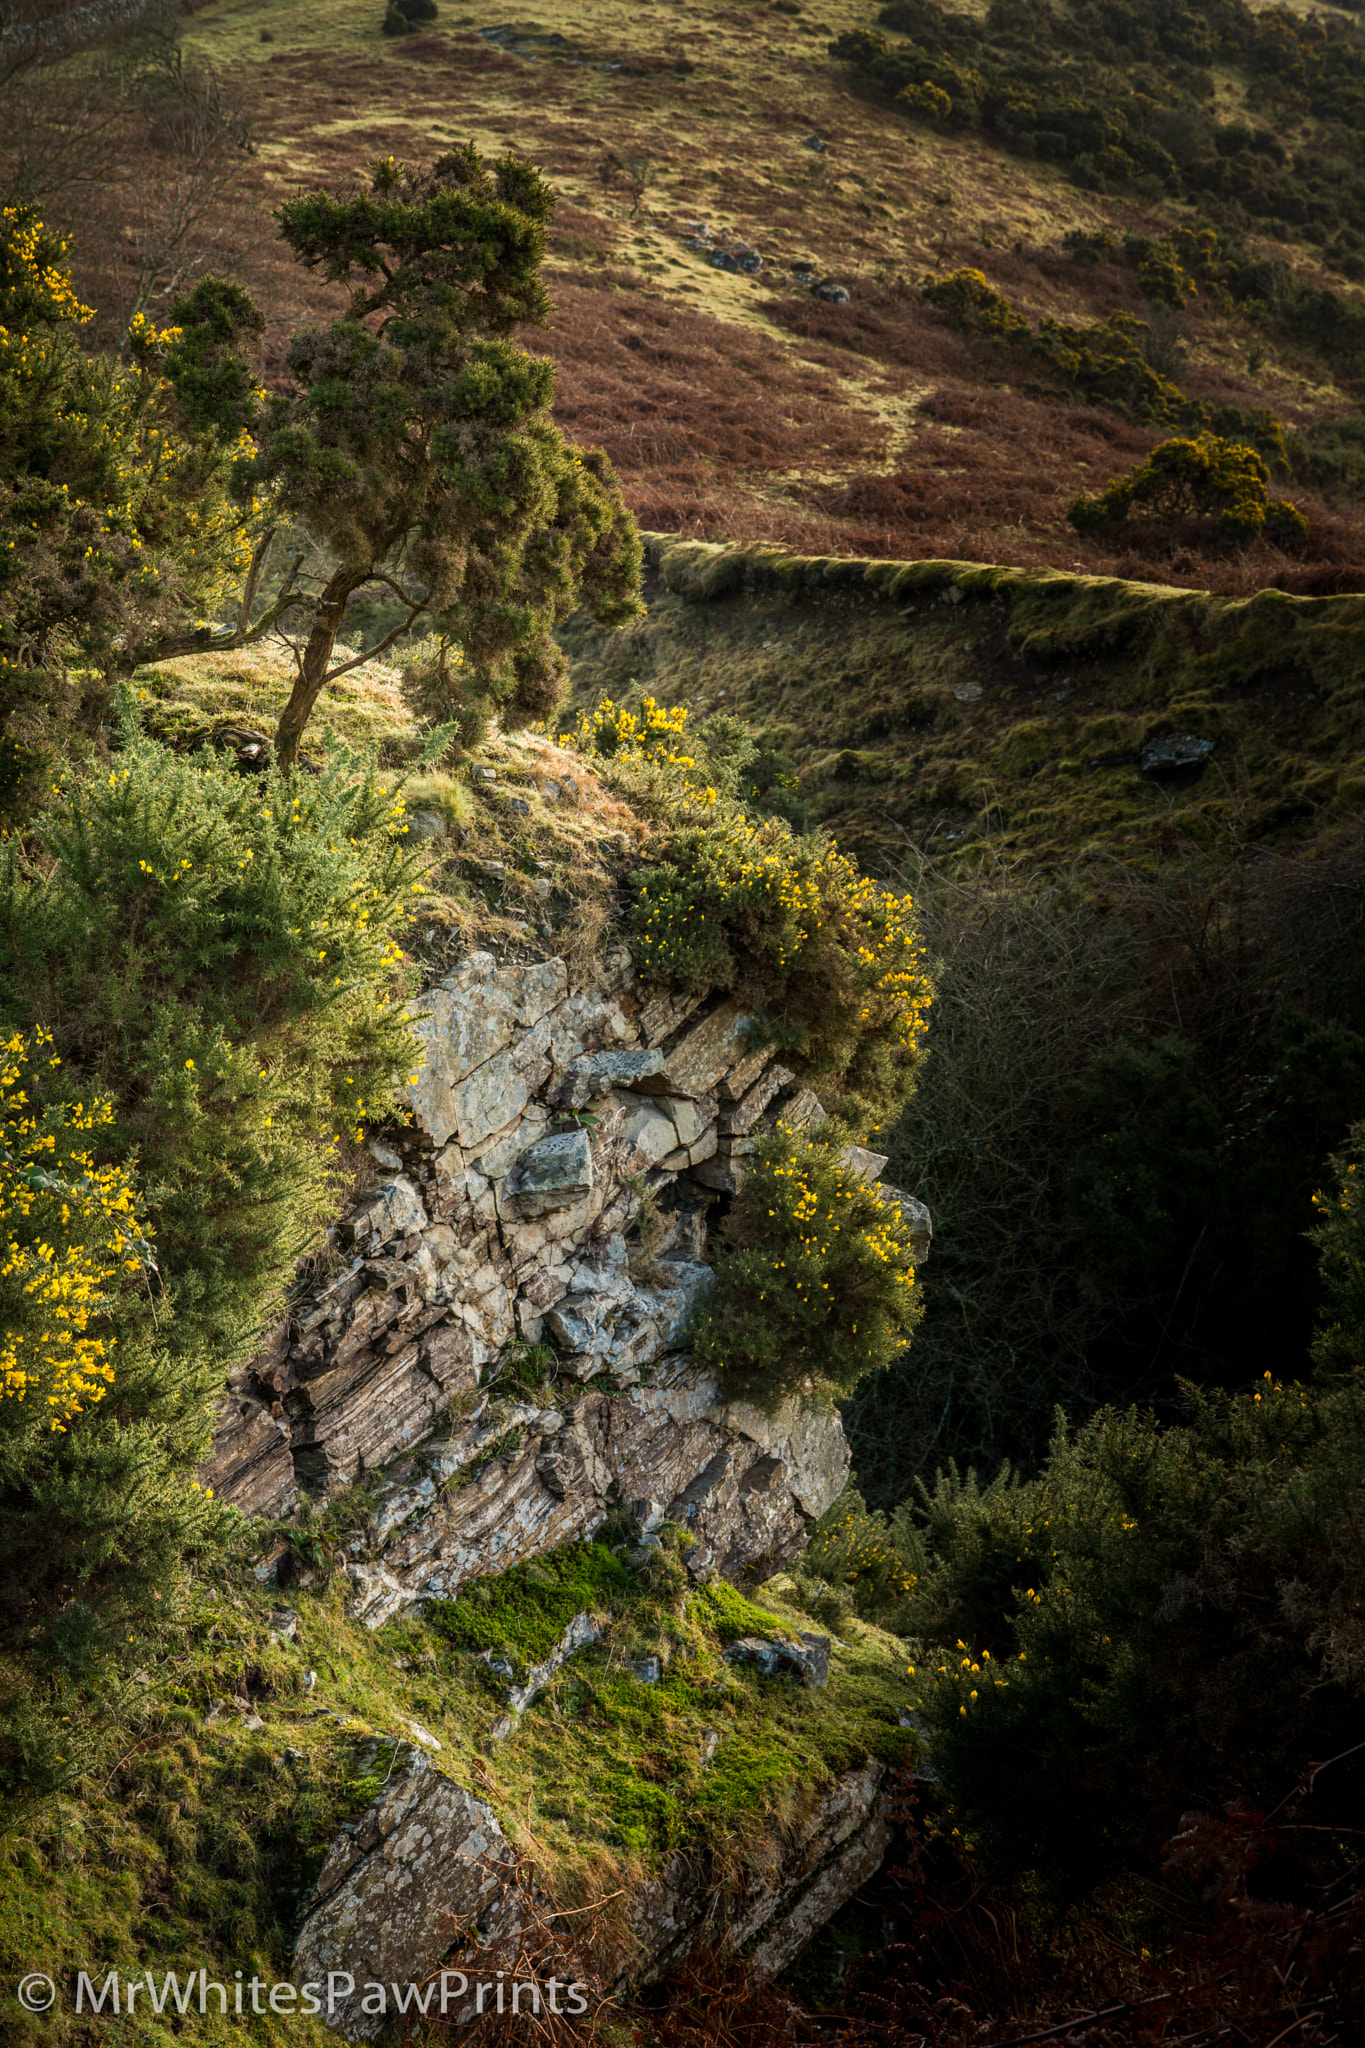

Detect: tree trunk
274,566,360,772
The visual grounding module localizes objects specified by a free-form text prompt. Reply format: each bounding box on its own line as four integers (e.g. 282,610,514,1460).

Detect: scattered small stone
1140,734,1216,779
538,779,561,801
801,133,827,151
627,1655,663,1684
508,796,531,816
367,1139,403,1171
952,682,982,702
473,765,497,783
813,279,849,304
480,860,506,881
268,1607,299,1639
303,1670,317,1692
406,809,448,841
710,247,762,274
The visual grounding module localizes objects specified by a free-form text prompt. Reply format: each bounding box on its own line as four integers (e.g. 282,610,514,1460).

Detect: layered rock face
203,945,927,2023
293,1743,891,2042
201,947,926,1608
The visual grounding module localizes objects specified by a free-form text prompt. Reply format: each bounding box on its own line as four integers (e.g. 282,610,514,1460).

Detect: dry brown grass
27,0,1363,595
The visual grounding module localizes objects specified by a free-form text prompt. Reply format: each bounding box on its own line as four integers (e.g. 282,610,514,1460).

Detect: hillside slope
36,0,1365,593
563,534,1365,874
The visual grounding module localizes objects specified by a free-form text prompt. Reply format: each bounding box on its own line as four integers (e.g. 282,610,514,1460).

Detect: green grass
561,536,1365,875
0,1529,914,2042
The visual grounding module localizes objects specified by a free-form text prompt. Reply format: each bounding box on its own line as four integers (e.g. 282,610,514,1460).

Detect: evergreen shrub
690,1126,925,1409
573,698,930,1122
1068,431,1309,547
817,1135,1365,1893
0,724,425,1353
897,1351,1365,1894
630,821,932,1123
0,1029,149,1431
0,214,256,808
0,729,426,1697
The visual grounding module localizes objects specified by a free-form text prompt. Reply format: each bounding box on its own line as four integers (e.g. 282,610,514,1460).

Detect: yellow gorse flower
0,1030,150,1430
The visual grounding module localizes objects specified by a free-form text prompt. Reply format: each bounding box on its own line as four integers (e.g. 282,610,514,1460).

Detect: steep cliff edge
190,937,925,2030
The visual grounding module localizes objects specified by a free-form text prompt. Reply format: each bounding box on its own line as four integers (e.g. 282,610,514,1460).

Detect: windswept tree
0,145,642,801
239,146,643,769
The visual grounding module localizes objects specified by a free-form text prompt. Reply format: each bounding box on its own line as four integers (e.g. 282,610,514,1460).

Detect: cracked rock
723,1632,831,1687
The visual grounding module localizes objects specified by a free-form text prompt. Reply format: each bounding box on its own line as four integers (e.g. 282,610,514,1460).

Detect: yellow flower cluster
572,693,697,773
0,1030,149,1430
0,210,256,646
810,1508,919,1598
926,1642,1014,1717
0,208,93,327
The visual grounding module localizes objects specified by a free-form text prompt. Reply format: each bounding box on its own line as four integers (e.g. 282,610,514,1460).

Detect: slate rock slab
723,1632,831,1687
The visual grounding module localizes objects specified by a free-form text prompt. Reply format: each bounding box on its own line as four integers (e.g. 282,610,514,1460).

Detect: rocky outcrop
292,1746,525,2042
200,945,925,1612
198,942,931,2033
292,1744,891,2041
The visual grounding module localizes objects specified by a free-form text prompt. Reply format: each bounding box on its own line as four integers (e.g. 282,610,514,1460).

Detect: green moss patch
0,1534,914,2040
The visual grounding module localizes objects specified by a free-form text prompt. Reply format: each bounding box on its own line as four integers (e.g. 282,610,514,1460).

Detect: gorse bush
573,692,699,774
690,1126,925,1408
1069,432,1309,549
631,823,932,1124
794,1487,921,1635
0,1030,149,1431
894,1354,1365,1896
398,635,485,756
574,697,932,1126
0,729,427,1699
919,267,1029,340
833,0,1365,263
0,213,256,816
0,724,424,1352
1311,1122,1365,1381
923,260,1300,463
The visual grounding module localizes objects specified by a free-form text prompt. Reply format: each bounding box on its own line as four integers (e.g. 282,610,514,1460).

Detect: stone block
779,1088,827,1133
874,1184,933,1261
841,1144,889,1184
657,1093,708,1149
718,1063,793,1135
404,954,567,1145
505,1128,594,1220
639,987,708,1047
690,1152,747,1195
292,1751,522,2041
620,1103,679,1167
471,1103,549,1180
688,1128,719,1167
555,1048,665,1109
722,1632,830,1687
348,1176,429,1249
637,1000,758,1100
718,1041,776,1102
